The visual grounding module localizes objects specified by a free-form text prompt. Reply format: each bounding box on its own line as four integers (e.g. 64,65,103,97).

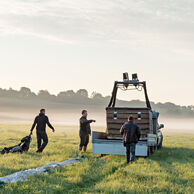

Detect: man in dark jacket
30,109,55,153
79,110,95,152
120,116,141,163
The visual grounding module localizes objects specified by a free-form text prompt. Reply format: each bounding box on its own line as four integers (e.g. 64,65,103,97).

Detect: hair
40,109,45,113
82,110,87,115
128,116,134,121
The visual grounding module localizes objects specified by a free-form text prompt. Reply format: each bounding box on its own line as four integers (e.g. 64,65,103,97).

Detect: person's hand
89,133,91,136
52,128,55,133
93,120,96,123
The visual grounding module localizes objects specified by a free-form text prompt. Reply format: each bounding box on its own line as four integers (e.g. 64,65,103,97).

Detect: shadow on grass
150,146,194,164
149,146,194,190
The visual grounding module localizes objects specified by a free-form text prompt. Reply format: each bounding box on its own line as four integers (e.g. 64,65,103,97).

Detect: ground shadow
148,146,194,190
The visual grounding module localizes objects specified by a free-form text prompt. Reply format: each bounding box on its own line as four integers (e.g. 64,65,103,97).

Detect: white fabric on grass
0,157,81,184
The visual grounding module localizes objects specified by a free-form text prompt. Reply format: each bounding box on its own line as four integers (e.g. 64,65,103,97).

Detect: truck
92,73,164,157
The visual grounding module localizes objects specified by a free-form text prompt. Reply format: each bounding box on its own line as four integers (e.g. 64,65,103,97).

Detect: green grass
0,124,193,194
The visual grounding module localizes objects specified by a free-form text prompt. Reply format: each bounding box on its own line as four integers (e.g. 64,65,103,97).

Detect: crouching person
120,116,141,164
79,110,96,152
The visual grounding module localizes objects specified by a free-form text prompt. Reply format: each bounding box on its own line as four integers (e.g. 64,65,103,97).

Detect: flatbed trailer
92,132,158,157
92,132,148,156
92,73,164,157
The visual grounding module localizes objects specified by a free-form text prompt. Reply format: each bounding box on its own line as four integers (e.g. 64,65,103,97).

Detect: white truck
92,73,164,157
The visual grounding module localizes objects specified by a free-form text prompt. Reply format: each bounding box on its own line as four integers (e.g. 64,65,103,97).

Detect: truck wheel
157,135,163,149
147,147,150,157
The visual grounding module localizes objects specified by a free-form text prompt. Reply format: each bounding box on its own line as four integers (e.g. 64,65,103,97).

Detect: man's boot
79,146,82,151
83,146,87,152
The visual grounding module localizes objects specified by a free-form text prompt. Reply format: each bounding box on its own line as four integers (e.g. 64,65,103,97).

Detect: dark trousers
37,131,48,152
126,143,136,163
79,135,89,148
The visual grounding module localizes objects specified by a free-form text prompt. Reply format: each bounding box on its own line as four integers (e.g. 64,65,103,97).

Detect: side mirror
159,124,164,129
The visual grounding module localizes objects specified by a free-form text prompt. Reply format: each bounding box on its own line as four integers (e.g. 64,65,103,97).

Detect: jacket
31,113,54,132
79,116,92,136
120,121,141,144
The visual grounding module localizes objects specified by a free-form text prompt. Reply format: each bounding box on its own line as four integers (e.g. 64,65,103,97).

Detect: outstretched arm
46,117,55,132
80,117,94,124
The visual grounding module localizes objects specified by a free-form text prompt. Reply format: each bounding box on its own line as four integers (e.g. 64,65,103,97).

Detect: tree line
0,87,106,104
0,87,194,118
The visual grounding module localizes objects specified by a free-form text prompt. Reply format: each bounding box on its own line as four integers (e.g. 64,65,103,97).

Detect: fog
159,118,194,134
0,110,193,134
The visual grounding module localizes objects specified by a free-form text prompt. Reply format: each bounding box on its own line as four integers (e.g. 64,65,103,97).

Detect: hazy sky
0,0,194,106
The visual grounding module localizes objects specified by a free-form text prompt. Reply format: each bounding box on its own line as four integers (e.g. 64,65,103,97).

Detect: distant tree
7,88,19,97
76,89,88,98
0,88,8,97
91,92,103,99
57,91,66,98
58,90,75,98
19,87,32,98
188,106,194,111
38,90,51,98
104,95,111,99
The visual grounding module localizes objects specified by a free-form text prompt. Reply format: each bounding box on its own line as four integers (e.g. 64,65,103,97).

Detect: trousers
79,135,89,148
126,143,136,163
36,131,48,152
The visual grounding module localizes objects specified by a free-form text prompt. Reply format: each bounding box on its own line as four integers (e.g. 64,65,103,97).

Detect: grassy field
0,123,193,194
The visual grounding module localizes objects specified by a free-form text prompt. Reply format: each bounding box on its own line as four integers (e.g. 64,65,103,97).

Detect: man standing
30,109,55,153
79,110,96,152
120,116,141,163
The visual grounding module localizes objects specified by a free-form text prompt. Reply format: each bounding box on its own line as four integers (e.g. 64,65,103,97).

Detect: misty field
0,124,193,194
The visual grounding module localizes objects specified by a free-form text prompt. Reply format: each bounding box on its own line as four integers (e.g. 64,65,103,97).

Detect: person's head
128,116,134,122
82,110,88,117
40,109,46,115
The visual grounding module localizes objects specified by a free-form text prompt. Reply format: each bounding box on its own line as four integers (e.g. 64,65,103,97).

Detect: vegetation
0,87,194,118
0,124,193,193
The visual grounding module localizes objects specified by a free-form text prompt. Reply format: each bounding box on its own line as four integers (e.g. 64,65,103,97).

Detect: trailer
92,73,164,157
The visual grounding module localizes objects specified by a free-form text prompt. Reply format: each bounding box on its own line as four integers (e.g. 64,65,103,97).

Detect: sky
0,0,194,106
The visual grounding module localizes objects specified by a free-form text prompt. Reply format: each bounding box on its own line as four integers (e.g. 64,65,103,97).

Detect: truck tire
147,146,150,157
157,135,163,149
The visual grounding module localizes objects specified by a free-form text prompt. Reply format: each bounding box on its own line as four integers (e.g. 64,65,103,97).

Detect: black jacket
79,116,92,136
31,113,54,132
120,121,141,144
